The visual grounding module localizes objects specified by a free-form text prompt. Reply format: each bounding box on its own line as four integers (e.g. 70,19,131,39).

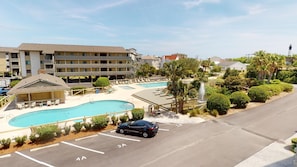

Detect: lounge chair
30,102,36,108
47,100,52,106
16,103,24,109
55,99,60,105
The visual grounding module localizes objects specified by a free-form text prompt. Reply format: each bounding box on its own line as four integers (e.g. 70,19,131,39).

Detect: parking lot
0,123,181,167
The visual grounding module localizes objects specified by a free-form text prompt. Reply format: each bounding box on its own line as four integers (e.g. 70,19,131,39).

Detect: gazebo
8,73,70,108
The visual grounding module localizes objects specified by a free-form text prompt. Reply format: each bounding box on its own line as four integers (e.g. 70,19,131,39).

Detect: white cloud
183,0,220,9
246,4,266,15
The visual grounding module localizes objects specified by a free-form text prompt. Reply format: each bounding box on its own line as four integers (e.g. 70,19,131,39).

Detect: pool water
9,100,134,127
119,85,135,90
137,82,167,88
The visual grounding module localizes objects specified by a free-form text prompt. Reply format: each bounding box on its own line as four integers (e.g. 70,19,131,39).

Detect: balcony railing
55,71,134,76
55,64,133,68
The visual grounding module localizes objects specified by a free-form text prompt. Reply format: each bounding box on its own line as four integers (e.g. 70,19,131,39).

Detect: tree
223,76,247,92
177,58,200,77
201,59,211,72
94,77,110,87
136,63,156,77
163,61,186,113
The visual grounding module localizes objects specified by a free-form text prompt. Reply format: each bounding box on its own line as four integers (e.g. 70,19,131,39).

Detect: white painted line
110,130,116,133
0,154,11,158
159,128,170,132
15,151,55,167
61,141,104,154
98,132,141,142
75,134,98,141
30,143,60,152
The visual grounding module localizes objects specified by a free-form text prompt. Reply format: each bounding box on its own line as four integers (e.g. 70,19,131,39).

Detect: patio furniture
30,101,36,108
16,103,24,109
47,100,52,106
55,99,60,105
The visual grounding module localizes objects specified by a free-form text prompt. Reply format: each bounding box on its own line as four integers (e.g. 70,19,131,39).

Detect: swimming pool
119,85,135,90
137,82,168,88
9,100,134,127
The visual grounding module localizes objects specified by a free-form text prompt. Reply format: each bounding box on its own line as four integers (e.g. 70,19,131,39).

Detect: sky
0,0,297,59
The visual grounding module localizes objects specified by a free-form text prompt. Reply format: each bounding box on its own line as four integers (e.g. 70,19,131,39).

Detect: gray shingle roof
8,74,70,94
18,43,129,54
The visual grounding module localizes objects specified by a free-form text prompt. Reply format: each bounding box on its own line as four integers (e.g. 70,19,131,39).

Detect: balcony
54,63,133,68
55,71,134,77
55,55,131,61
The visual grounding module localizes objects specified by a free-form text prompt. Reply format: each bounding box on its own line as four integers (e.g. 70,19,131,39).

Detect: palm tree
163,61,185,113
252,50,269,81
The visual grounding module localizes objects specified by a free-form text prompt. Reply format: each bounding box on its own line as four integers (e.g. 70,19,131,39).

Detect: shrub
35,125,58,142
291,138,297,152
206,93,230,115
63,125,71,135
55,128,62,137
15,135,27,146
188,88,198,99
93,77,110,87
131,108,145,120
280,83,293,92
189,109,198,117
0,138,11,149
29,134,38,143
91,115,108,130
119,114,129,123
9,80,20,88
230,91,251,108
248,86,269,103
73,122,83,133
208,109,219,117
111,115,119,125
82,117,92,131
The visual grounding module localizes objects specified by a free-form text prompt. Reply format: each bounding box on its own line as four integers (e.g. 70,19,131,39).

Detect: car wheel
142,132,149,138
119,129,125,134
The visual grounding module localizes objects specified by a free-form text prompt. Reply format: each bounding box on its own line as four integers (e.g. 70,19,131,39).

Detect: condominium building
0,43,136,81
0,47,20,76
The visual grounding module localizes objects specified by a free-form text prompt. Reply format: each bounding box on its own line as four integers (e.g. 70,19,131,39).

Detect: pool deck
0,82,296,166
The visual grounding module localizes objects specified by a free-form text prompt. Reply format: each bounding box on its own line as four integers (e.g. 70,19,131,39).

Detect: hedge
206,93,230,115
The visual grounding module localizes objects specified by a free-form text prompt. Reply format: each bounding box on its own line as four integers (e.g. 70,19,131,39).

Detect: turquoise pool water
119,85,135,90
137,82,167,88
9,100,134,127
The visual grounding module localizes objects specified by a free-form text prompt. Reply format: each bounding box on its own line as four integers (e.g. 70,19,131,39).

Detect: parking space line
61,141,104,154
98,133,141,142
75,134,98,141
15,151,55,167
159,128,170,132
30,143,60,152
0,154,11,158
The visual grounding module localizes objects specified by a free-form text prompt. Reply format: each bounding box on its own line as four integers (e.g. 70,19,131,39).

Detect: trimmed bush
0,138,11,149
280,83,293,92
73,122,83,133
119,114,129,123
93,77,110,87
230,91,251,108
206,93,230,115
248,86,269,103
131,108,145,120
91,115,108,130
15,135,27,146
35,125,59,142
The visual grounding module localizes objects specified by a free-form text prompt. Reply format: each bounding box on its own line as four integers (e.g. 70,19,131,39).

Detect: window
11,53,18,58
25,51,29,56
70,61,73,64
82,53,86,56
83,61,87,64
94,61,98,64
101,60,107,64
12,62,18,65
119,61,123,64
26,70,31,73
45,65,53,69
25,60,30,65
40,61,43,64
100,53,107,56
